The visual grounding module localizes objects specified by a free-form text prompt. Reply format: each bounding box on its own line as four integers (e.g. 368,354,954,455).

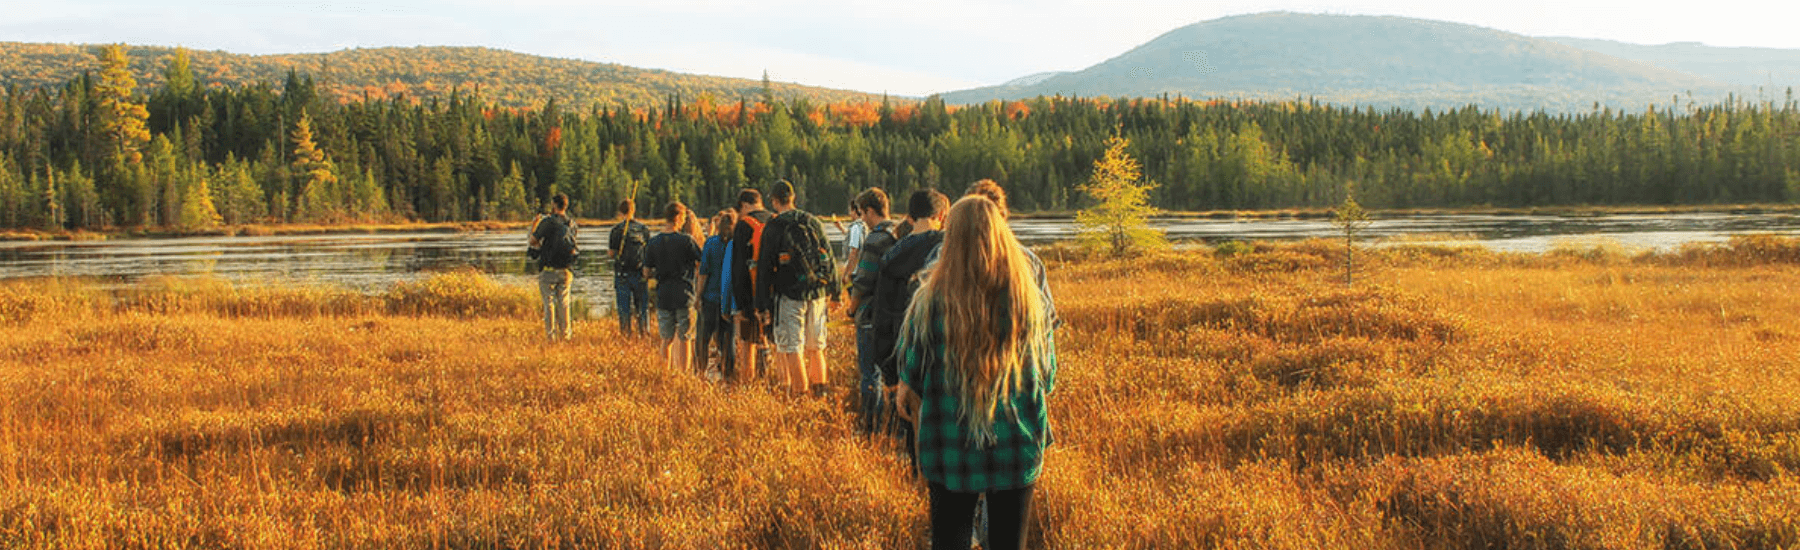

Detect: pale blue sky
5,0,1797,96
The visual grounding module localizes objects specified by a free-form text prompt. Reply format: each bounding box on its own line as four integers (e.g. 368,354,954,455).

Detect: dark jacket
872,228,944,385
850,219,899,326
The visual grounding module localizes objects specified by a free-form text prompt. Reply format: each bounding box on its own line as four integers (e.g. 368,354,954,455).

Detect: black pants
929,482,1034,550
695,301,734,378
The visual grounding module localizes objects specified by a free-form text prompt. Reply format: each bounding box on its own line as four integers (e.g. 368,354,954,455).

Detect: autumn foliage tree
1076,136,1165,257
288,112,338,221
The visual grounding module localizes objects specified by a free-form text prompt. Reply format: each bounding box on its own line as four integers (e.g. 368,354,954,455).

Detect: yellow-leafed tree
179,172,222,229
95,44,150,166
289,111,339,221
1076,135,1166,257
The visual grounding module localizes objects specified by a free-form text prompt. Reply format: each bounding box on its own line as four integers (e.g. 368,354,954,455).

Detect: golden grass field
1,236,1797,549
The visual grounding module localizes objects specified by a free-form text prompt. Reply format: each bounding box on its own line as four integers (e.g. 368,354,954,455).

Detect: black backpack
872,230,944,385
774,210,833,295
615,221,650,272
536,215,579,269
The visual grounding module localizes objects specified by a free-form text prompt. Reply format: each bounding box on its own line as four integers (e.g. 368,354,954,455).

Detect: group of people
528,179,1058,550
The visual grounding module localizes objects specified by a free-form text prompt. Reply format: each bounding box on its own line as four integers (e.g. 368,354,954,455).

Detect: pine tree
61,162,101,229
95,44,153,226
289,111,339,221
95,44,151,166
747,139,775,185
1076,135,1165,257
41,164,62,230
0,153,19,227
672,142,700,203
494,162,531,221
1331,182,1372,287
179,171,222,228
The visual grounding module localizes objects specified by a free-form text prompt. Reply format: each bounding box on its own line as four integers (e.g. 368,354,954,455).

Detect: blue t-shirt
700,235,729,305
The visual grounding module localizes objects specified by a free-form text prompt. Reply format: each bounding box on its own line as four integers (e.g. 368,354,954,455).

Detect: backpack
536,215,579,269
614,221,650,272
773,209,833,296
740,209,773,289
872,230,944,385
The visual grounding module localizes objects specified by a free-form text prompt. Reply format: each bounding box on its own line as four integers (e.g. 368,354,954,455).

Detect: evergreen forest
2,46,1797,231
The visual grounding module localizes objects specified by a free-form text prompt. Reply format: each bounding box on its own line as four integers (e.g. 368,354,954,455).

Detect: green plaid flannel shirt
900,316,1058,493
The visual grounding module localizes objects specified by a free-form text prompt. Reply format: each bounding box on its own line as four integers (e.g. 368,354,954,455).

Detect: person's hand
891,385,920,425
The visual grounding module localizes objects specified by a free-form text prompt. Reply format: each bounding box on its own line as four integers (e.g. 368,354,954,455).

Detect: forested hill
0,43,885,108
1543,37,1800,91
941,12,1744,112
1,43,1797,235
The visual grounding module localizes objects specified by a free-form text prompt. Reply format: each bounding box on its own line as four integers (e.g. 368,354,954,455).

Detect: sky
5,0,1799,97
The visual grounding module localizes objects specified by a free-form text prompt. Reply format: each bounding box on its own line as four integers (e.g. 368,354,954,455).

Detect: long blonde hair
899,195,1051,445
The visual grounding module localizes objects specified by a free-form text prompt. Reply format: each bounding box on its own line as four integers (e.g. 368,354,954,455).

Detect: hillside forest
1,46,1798,230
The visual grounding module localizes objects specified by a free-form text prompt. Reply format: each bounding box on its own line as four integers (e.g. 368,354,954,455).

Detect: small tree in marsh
1332,182,1372,286
1077,135,1166,257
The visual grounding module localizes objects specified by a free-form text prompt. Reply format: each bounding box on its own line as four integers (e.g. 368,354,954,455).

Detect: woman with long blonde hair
895,195,1056,550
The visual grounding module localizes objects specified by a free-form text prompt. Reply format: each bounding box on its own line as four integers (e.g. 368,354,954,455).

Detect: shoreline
3,202,1797,242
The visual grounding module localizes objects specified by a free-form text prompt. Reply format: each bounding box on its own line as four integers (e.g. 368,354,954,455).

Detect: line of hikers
528,179,1057,550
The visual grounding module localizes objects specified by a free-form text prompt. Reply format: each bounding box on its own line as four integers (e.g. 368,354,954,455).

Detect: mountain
1543,37,1800,91
0,43,888,108
940,12,1740,112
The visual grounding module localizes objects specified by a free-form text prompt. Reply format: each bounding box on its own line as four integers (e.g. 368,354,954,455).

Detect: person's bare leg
738,341,759,381
806,347,828,396
671,338,691,373
781,351,808,395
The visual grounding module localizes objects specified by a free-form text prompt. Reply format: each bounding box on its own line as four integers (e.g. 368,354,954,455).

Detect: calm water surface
3,212,1797,312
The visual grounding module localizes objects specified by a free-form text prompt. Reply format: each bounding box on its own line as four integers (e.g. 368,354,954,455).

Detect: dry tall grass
2,237,1798,549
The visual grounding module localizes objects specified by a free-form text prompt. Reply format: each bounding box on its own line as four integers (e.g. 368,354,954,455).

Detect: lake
2,211,1796,314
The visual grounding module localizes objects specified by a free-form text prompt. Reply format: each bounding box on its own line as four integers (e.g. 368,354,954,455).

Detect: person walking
643,202,703,372
608,199,652,337
730,189,775,380
939,180,1057,325
845,188,897,433
874,189,950,458
838,202,867,284
754,180,840,397
895,195,1057,550
695,209,738,380
529,193,579,342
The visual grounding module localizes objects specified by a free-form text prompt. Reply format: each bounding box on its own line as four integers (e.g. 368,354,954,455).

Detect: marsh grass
3,239,1799,548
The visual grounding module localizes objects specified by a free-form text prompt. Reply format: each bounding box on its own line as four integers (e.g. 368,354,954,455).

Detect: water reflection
1,212,1796,314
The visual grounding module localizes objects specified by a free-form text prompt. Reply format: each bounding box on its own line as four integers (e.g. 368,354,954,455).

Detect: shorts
658,308,692,341
773,295,828,354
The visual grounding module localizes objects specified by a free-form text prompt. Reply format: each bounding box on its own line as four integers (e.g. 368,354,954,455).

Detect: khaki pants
539,269,573,340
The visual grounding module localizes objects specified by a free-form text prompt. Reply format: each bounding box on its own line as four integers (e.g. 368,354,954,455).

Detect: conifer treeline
2,46,1798,230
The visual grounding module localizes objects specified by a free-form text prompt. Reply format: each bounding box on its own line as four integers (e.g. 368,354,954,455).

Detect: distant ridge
0,43,890,108
941,12,1754,112
1542,37,1800,91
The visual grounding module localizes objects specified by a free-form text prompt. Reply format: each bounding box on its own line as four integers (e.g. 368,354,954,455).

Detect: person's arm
1028,249,1059,327
731,222,754,316
687,239,703,282
606,224,620,258
894,314,931,425
816,217,842,302
841,248,860,282
754,218,780,314
641,236,656,280
847,234,884,318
